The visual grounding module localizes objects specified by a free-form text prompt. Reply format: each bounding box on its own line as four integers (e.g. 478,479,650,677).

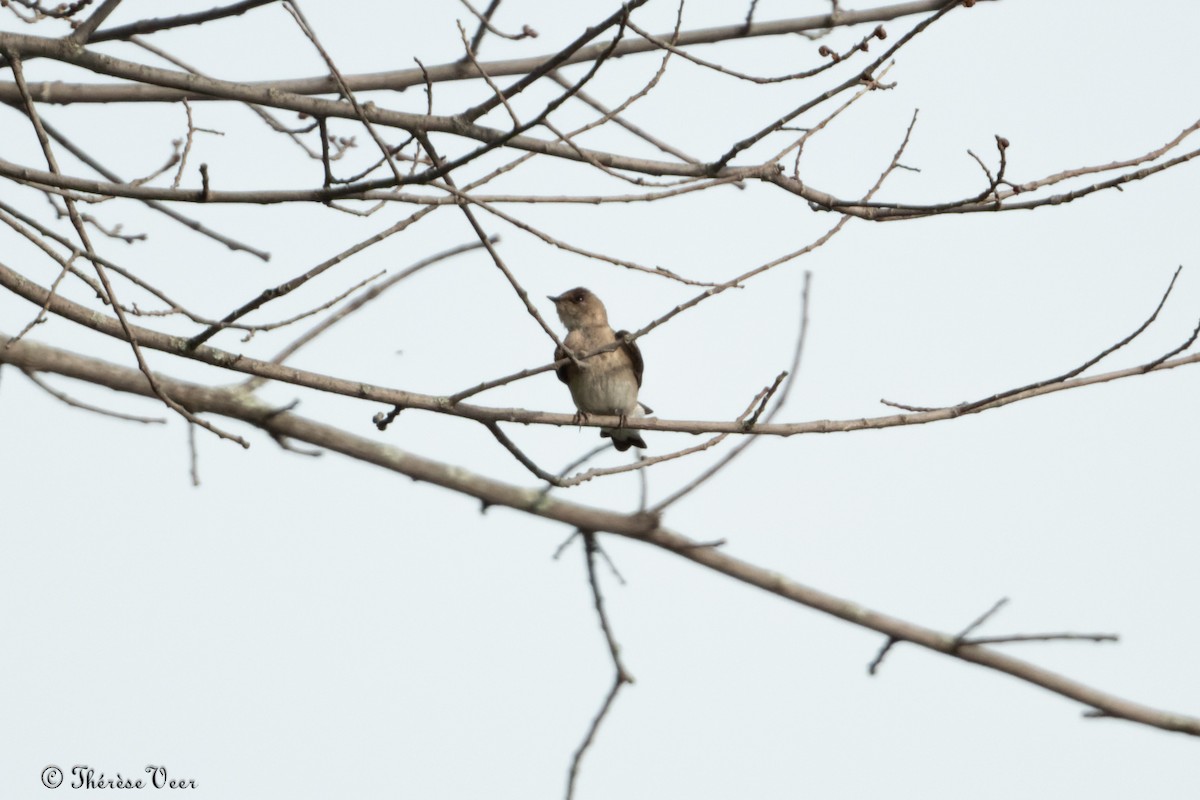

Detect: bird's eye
573,294,584,303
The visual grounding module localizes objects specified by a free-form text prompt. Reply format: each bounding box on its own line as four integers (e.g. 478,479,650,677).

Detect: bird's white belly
570,359,638,415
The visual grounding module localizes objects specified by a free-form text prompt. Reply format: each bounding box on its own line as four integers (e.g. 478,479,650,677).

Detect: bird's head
548,287,608,330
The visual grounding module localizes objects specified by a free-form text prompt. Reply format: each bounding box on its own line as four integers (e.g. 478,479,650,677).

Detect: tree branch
2,258,1198,442
3,332,1196,738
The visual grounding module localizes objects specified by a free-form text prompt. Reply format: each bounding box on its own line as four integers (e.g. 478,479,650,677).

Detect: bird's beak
547,294,561,304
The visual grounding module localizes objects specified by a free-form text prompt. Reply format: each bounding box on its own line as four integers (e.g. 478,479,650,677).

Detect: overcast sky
2,1,1198,797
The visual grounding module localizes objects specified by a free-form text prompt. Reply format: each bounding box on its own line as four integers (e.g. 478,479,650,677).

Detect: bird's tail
601,403,649,452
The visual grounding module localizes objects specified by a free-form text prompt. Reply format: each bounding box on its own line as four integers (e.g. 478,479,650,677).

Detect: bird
548,287,648,451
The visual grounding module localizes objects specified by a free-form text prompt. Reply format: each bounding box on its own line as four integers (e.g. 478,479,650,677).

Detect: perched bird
548,287,648,451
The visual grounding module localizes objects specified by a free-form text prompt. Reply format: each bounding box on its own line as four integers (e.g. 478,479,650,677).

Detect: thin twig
415,132,569,353
626,15,882,86
187,422,200,486
457,19,521,127
711,1,957,169
485,421,563,485
257,239,492,380
537,444,614,500
6,258,1200,441
648,276,810,512
887,266,1186,415
22,369,166,423
962,633,1119,646
90,0,278,42
283,0,405,185
955,597,1009,643
459,0,650,123
185,204,438,349
6,47,249,447
566,532,634,800
867,637,898,675
432,182,715,286
458,0,535,48
11,101,269,259
547,69,699,167
647,111,916,508
69,0,122,43
1142,313,1200,372
559,376,784,489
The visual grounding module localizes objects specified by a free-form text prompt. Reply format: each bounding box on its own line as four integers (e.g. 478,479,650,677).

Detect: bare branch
184,205,438,349
565,532,633,800
261,238,493,374
415,132,568,352
955,597,1009,642
17,104,270,259
458,0,650,123
3,334,1195,738
5,47,249,446
485,420,563,485
4,259,1199,442
458,0,535,49
283,0,405,185
69,0,122,44
2,1,994,98
885,266,1187,415
649,273,811,512
21,368,166,423
90,0,278,43
963,633,1119,646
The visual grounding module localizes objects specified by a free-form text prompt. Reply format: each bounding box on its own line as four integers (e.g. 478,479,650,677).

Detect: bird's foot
572,410,590,427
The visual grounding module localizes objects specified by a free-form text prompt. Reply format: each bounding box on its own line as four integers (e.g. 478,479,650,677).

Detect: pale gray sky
2,1,1198,797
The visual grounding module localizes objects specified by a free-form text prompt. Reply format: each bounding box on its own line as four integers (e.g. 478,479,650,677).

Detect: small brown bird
549,287,648,451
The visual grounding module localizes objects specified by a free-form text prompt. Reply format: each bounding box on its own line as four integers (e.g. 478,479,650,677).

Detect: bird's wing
553,343,570,384
615,330,643,388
